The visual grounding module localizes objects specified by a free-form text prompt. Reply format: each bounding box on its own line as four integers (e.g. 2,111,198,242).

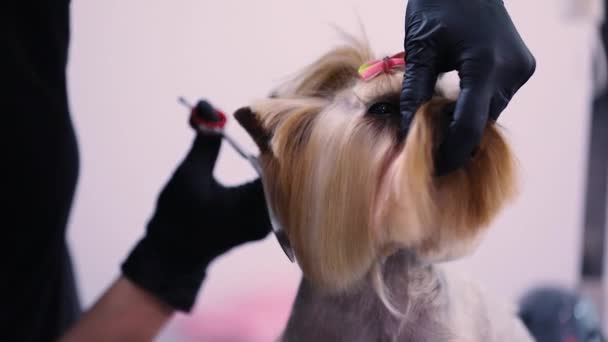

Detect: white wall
67,0,599,340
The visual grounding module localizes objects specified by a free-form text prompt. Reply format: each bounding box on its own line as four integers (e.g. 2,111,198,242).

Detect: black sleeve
3,1,81,341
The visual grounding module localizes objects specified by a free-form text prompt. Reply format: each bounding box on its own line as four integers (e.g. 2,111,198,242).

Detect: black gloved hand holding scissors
122,100,271,312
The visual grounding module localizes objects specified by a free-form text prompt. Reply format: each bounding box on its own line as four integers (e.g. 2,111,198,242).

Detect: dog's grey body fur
280,250,532,341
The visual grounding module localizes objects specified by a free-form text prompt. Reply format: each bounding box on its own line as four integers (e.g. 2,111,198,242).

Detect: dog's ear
235,98,327,156
234,107,271,153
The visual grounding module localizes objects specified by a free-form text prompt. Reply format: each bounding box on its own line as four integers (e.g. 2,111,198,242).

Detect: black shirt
3,1,81,340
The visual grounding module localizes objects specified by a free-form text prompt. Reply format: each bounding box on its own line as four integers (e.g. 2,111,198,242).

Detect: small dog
235,37,532,341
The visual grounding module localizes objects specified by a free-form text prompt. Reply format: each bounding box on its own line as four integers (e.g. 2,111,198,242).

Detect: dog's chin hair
235,36,518,314
381,99,518,265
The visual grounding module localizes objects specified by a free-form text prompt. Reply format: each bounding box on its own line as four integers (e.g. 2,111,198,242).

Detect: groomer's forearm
61,277,174,342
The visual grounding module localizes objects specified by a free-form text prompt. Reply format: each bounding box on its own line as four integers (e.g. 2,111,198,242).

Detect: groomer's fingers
435,71,493,175
400,62,439,133
223,179,271,244
401,11,442,134
185,133,223,176
180,99,225,175
488,89,511,121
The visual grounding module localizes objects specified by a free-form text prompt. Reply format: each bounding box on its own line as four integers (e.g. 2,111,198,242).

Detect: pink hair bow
358,52,406,81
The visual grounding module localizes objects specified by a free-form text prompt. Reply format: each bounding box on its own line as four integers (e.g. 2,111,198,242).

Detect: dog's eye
368,102,399,116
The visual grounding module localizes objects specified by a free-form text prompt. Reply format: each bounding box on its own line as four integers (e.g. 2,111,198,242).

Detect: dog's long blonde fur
235,37,528,341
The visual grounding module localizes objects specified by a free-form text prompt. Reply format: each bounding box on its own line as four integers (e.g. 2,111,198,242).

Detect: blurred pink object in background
175,287,294,341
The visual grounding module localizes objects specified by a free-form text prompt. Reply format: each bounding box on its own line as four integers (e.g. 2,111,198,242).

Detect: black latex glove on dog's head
400,0,536,175
122,101,270,312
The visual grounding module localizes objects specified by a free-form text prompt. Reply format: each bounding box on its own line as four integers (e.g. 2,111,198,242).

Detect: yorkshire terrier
235,37,531,341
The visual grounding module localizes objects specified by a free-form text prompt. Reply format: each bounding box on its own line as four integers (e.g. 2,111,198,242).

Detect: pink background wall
66,0,605,340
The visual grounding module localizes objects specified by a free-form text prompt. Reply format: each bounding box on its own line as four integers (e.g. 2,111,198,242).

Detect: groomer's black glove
400,0,536,175
122,102,270,312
